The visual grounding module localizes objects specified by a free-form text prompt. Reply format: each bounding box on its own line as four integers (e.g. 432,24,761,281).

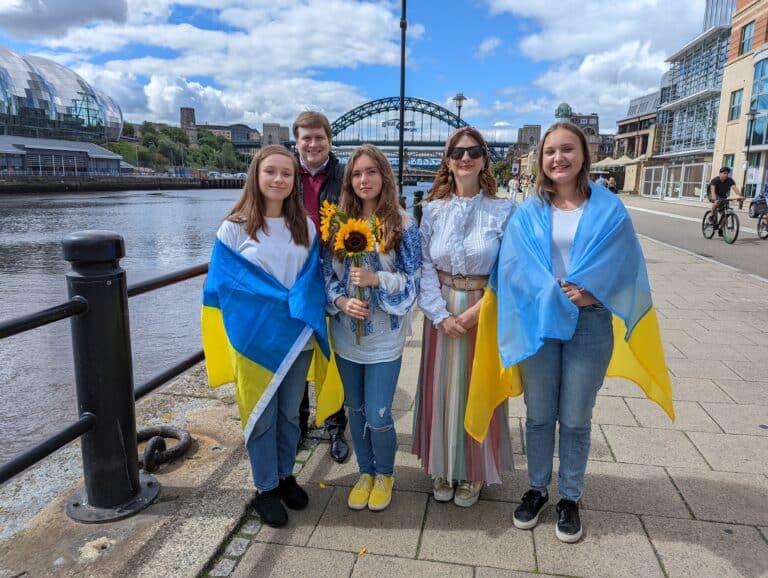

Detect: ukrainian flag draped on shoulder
465,185,674,443
201,237,340,442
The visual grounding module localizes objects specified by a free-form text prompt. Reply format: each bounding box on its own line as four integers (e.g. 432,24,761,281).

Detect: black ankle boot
251,488,288,528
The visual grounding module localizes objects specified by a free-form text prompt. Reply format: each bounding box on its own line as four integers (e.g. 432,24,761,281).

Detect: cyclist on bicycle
709,167,743,233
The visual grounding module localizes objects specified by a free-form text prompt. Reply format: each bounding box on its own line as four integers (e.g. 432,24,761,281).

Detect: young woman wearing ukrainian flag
202,145,337,529
464,122,673,543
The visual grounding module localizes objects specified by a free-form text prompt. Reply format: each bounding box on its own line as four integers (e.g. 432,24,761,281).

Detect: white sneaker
432,477,454,502
454,481,483,508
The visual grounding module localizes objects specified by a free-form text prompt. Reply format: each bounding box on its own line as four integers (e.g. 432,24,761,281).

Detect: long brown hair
534,121,592,203
426,126,498,201
226,145,310,247
340,144,404,253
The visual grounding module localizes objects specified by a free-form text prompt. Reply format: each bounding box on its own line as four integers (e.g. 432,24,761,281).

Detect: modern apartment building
712,0,768,198
641,0,735,199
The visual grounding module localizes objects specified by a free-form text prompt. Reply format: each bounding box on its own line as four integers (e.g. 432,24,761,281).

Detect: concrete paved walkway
1,233,767,577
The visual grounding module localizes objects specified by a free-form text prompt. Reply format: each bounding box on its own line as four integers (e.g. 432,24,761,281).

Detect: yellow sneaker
367,474,394,511
348,474,374,510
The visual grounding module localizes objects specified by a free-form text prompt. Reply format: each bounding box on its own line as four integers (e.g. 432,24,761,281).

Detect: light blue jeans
519,304,614,502
246,349,313,492
335,355,402,477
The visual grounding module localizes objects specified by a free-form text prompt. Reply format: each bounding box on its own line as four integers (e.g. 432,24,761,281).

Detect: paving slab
625,399,722,432
474,569,559,578
688,431,768,474
599,377,645,397
722,359,768,381
507,417,526,454
591,395,638,426
668,377,734,403
232,542,356,578
351,553,473,577
666,467,768,525
701,402,768,436
580,462,691,518
666,358,741,380
643,516,768,578
533,509,664,578
673,340,750,361
714,378,768,405
307,488,427,558
254,483,334,547
418,499,535,571
602,425,708,468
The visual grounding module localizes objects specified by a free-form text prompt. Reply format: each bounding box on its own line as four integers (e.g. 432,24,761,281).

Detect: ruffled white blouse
418,192,514,324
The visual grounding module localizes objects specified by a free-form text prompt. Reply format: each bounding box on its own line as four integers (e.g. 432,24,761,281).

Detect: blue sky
0,0,707,141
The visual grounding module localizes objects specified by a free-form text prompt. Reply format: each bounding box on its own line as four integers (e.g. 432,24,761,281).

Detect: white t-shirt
551,203,584,280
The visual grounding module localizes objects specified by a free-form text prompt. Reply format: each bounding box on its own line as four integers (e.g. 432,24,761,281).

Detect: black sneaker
251,488,288,528
555,499,582,543
278,475,309,510
512,489,549,530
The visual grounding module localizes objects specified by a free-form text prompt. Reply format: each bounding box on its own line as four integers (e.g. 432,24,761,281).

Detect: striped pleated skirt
412,285,513,485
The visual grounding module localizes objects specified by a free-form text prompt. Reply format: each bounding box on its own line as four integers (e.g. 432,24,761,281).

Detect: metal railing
0,231,207,523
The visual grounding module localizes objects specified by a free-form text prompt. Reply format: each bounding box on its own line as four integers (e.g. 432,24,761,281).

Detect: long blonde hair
226,145,310,247
426,126,498,201
340,144,404,253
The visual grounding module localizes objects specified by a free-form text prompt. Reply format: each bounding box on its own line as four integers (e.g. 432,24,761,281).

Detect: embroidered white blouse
418,192,515,325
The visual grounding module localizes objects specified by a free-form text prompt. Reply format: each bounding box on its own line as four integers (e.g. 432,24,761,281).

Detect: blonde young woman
412,127,515,507
324,144,421,511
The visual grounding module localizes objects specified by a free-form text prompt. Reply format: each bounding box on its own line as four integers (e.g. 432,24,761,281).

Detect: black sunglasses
447,145,484,160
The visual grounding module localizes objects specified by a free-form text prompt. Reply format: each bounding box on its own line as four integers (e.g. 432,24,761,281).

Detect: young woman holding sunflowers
322,144,421,512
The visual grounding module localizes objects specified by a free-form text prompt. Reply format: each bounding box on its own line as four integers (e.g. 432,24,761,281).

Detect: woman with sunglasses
412,126,515,507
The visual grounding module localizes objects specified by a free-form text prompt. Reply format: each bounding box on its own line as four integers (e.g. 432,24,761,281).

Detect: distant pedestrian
508,175,520,200
292,111,350,464
324,144,421,512
202,145,330,528
413,126,515,508
607,177,617,193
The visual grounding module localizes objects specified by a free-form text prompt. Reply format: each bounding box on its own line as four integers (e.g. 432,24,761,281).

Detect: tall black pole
398,0,407,203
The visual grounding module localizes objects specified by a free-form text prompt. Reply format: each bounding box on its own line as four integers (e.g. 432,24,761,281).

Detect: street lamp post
397,0,407,203
453,92,466,123
742,108,757,201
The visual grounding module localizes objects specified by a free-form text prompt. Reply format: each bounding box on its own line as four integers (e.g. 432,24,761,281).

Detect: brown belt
437,270,489,291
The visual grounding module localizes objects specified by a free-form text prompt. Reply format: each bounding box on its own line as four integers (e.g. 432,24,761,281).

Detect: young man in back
292,111,349,463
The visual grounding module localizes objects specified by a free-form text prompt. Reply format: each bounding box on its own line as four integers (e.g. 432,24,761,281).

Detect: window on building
722,154,734,169
740,21,755,55
729,89,743,121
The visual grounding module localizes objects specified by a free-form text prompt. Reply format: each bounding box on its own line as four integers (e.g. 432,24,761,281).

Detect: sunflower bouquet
320,200,381,344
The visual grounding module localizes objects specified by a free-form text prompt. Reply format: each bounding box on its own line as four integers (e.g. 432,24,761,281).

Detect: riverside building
712,0,768,198
641,0,735,199
0,45,122,142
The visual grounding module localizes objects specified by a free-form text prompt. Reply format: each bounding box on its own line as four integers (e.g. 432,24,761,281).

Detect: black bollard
62,231,159,523
413,190,424,227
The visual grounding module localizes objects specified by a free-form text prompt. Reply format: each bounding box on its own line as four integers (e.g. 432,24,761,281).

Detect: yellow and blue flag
201,238,342,442
465,185,674,443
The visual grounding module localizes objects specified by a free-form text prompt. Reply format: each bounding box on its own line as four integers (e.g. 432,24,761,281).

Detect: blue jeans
335,355,402,477
246,349,313,492
519,305,614,502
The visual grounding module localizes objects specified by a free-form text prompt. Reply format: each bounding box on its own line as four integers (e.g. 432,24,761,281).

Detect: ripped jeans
335,354,402,477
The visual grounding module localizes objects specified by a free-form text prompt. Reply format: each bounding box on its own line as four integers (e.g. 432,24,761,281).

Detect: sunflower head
334,218,375,256
320,201,339,242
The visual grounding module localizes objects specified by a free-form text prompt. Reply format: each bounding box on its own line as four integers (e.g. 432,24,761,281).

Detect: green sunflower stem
353,254,363,345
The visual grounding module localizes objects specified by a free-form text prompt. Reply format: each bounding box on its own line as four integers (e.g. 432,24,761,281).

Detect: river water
0,186,424,463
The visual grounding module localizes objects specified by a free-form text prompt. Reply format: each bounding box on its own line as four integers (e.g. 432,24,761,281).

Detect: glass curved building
0,46,122,142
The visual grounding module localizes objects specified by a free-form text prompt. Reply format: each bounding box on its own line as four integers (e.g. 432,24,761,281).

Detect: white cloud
0,0,127,38
484,0,706,127
477,37,502,59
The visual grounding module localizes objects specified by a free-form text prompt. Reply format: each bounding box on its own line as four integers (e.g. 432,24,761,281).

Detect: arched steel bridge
329,97,509,163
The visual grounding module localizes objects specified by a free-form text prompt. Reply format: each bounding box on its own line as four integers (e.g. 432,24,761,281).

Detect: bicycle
758,213,768,240
702,198,740,244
